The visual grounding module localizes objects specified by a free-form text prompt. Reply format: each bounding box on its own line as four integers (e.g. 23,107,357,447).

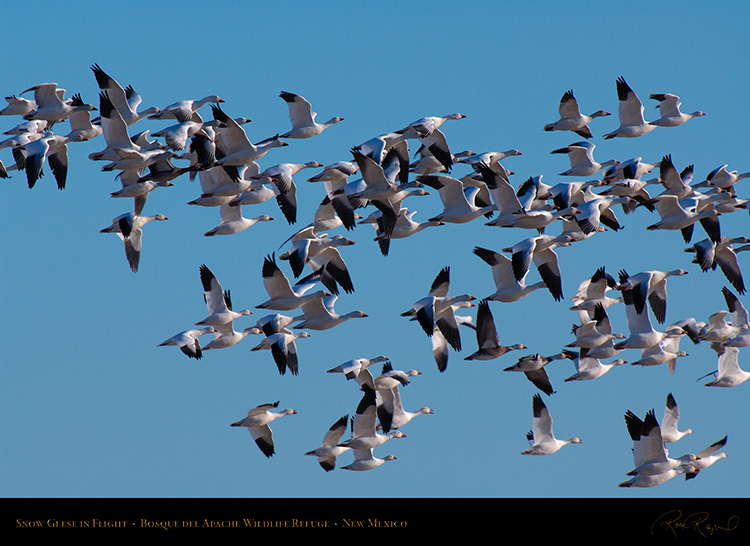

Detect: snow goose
409,128,460,173
472,246,547,303
21,82,94,124
338,385,407,450
428,301,476,371
326,356,389,382
110,169,172,216
614,274,686,350
304,415,351,471
543,89,611,138
550,141,619,177
375,382,433,433
278,229,355,279
250,331,311,375
0,94,37,117
195,264,253,327
521,394,582,455
158,327,216,360
211,105,289,166
63,94,103,142
502,234,573,301
630,336,690,374
661,393,693,443
617,268,689,324
396,113,466,138
645,193,722,243
602,156,658,183
355,132,409,179
254,313,296,337
365,209,444,256
253,161,324,224
700,345,750,387
255,253,331,311
566,316,626,351
701,164,750,192
278,91,343,138
572,195,632,235
418,174,497,224
290,294,367,331
603,77,658,139
203,205,273,237
685,237,750,294
618,464,696,488
652,154,695,199
99,212,168,273
101,147,176,173
231,401,297,458
373,362,422,391
622,409,697,477
504,352,570,396
340,450,397,471
472,163,527,227
464,300,527,361
649,93,705,127
569,266,622,323
684,436,728,480
493,205,580,233
202,324,261,351
19,131,68,189
149,94,224,122
563,351,628,382
90,64,160,125
151,114,208,151
89,92,166,162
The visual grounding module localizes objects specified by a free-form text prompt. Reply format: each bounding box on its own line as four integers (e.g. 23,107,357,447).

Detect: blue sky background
2,1,749,500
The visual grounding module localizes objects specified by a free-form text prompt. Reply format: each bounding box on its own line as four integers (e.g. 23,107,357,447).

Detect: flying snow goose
255,253,331,311
203,205,273,236
700,345,750,387
278,229,355,279
603,77,658,139
550,141,619,177
231,401,297,458
304,415,351,471
701,164,750,192
563,351,628,382
355,132,409,180
21,82,94,124
472,246,547,303
569,267,622,323
543,89,611,138
614,273,686,350
622,409,697,477
211,105,289,166
617,464,696,488
630,335,690,374
365,208,444,256
63,94,103,142
502,234,573,301
20,131,68,189
645,193,722,243
158,327,216,360
685,237,750,294
429,301,476,371
195,264,253,327
149,94,224,122
464,300,527,361
649,93,705,127
326,356,389,381
418,174,497,224
254,313,296,337
617,268,689,324
0,94,37,117
278,91,343,139
466,162,524,227
340,449,397,471
521,394,582,455
338,385,407,450
99,212,168,273
290,294,367,331
375,381,433,433
373,361,422,391
504,352,570,396
684,436,728,480
396,113,466,138
661,393,694,443
250,331,311,375
90,64,160,125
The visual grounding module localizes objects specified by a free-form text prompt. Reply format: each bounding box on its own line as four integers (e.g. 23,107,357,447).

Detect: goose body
304,415,351,471
464,300,527,361
550,141,619,177
649,93,705,127
473,246,547,302
203,206,274,237
521,394,582,455
99,212,168,273
603,77,657,139
158,327,216,360
623,409,697,477
256,254,331,310
195,264,253,326
661,393,693,443
250,331,311,375
279,91,343,138
544,89,610,138
90,64,160,125
231,401,297,458
290,295,367,331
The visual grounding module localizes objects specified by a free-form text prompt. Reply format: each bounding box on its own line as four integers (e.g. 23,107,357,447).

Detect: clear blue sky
2,1,749,503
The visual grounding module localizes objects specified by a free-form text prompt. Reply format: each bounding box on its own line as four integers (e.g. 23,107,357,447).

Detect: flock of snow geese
4,67,748,484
